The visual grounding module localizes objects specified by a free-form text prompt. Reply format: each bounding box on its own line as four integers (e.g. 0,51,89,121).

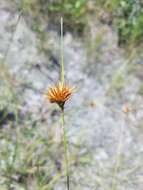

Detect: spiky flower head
46,82,74,110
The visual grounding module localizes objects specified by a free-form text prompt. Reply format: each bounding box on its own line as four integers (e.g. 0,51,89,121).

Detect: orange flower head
46,82,74,109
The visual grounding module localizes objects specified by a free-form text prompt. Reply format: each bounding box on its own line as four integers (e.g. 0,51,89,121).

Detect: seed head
122,104,132,114
46,82,74,109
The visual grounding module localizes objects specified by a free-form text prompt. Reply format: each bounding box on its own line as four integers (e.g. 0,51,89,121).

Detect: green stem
111,128,123,190
61,108,70,190
60,16,69,190
60,17,65,85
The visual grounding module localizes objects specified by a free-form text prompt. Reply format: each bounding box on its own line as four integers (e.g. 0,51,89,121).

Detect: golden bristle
46,83,74,109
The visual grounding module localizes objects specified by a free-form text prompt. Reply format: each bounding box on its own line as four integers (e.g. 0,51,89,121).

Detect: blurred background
0,0,143,189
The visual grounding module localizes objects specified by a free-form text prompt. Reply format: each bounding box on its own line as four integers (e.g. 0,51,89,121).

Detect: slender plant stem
60,17,70,190
61,108,70,190
60,17,65,85
111,125,123,190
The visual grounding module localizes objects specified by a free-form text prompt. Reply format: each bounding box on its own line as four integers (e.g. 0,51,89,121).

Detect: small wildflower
89,101,96,108
46,82,74,110
122,104,132,114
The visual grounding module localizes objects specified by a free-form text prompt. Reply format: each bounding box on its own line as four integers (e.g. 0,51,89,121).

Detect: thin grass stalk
61,108,70,190
60,17,70,190
60,17,65,85
110,125,123,190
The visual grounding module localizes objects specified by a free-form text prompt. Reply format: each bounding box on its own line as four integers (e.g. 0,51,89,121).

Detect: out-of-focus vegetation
18,0,88,34
47,0,87,33
18,0,143,47
96,0,143,47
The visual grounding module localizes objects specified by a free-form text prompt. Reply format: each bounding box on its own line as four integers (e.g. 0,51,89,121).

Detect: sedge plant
46,17,74,190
